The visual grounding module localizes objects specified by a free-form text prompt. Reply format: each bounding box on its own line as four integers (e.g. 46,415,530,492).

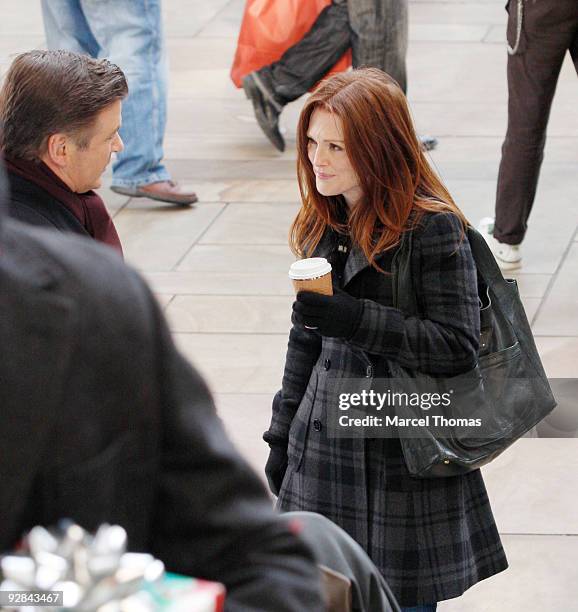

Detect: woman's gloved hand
265,443,288,496
292,290,363,339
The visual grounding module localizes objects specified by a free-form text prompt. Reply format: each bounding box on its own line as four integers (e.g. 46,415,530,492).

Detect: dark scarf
5,157,123,256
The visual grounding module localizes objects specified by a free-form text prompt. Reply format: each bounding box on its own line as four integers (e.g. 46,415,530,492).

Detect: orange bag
230,0,352,89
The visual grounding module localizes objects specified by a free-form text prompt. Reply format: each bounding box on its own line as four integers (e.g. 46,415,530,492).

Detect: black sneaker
242,72,285,152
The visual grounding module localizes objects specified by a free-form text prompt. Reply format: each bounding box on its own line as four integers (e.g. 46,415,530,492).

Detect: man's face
66,100,124,193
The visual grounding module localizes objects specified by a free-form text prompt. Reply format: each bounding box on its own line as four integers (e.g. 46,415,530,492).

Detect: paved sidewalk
1,1,577,609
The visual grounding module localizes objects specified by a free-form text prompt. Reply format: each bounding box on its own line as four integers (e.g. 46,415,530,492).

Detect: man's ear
44,133,68,168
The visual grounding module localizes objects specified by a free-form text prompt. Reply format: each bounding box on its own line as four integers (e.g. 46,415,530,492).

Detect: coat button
366,365,374,378
323,358,331,371
313,419,322,432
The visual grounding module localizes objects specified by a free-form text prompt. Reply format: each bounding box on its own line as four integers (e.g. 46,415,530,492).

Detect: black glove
292,290,363,339
265,443,288,496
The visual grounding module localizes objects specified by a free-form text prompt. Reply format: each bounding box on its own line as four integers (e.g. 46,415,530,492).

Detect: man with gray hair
0,49,126,253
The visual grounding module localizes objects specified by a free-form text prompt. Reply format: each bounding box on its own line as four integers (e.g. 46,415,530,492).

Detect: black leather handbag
389,225,556,478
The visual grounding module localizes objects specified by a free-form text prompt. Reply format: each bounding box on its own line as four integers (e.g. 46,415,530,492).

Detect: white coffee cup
289,257,333,295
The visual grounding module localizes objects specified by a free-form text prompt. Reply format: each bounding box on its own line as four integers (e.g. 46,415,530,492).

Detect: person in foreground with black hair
0,156,323,612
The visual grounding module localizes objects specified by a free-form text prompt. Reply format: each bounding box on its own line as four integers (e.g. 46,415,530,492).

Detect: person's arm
263,320,322,495
265,319,323,445
348,212,480,374
147,295,324,612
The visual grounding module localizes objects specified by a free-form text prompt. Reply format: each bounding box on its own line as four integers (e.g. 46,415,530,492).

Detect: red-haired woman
264,68,507,611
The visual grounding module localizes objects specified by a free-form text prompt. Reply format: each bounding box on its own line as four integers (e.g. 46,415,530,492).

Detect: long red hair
291,68,468,266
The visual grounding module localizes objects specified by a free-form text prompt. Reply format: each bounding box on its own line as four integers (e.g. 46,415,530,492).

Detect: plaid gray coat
267,212,508,606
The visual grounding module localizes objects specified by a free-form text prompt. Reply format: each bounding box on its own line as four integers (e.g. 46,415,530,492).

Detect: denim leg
347,0,408,92
259,0,351,104
400,605,437,612
78,0,170,187
41,0,100,57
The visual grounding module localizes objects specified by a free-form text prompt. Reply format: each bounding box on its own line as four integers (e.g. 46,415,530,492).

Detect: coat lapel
342,243,370,286
310,228,335,259
312,228,375,287
311,226,398,287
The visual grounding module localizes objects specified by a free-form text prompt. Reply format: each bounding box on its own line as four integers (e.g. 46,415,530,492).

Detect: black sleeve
264,317,323,445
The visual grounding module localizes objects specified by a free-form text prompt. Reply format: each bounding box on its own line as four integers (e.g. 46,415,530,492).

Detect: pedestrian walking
41,0,198,205
480,0,578,269
265,68,507,610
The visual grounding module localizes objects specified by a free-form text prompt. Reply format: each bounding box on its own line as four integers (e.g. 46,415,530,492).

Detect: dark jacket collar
312,226,391,286
5,157,123,255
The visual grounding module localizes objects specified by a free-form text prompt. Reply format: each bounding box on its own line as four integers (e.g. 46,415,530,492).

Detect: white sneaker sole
494,255,522,271
477,218,522,271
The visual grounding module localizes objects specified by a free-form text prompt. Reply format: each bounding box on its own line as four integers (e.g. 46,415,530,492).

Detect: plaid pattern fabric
349,211,481,374
269,213,508,606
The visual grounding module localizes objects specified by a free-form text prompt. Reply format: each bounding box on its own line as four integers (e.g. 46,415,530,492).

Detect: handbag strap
392,224,510,314
466,227,508,288
391,229,418,314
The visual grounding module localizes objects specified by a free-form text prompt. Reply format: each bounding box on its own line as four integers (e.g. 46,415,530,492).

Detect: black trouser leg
258,0,351,105
494,0,578,245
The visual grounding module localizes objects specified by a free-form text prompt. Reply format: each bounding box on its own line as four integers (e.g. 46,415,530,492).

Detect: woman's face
307,108,362,208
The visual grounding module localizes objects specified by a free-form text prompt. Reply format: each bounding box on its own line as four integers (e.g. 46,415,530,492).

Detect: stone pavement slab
114,202,225,271
442,534,578,611
177,244,294,273
533,243,578,336
144,270,294,296
410,1,505,25
481,440,578,534
174,332,287,394
199,202,299,244
537,337,578,378
163,0,231,37
165,295,292,333
165,158,297,180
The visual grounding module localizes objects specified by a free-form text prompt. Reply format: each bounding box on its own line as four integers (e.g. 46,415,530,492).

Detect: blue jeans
401,605,437,612
41,0,170,188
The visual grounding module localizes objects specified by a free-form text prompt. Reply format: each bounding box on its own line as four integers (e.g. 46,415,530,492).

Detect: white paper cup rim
289,257,332,280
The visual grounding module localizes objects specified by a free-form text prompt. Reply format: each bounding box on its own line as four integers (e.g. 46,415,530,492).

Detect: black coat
269,212,508,606
0,175,324,611
7,171,90,236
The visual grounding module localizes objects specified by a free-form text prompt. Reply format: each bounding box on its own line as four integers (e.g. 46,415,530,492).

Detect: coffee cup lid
289,257,332,280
